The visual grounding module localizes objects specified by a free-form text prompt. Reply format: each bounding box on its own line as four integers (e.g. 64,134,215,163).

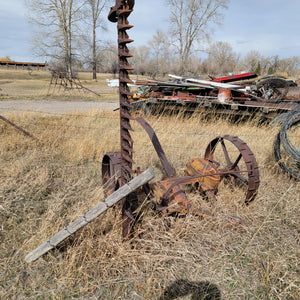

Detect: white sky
1,0,300,62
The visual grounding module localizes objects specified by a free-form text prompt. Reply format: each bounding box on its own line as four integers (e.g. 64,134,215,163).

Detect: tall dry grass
0,110,299,299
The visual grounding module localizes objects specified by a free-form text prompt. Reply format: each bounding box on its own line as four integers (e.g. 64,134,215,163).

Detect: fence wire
1,108,298,227
1,108,297,163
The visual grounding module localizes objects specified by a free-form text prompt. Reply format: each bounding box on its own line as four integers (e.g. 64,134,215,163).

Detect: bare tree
131,46,151,76
148,30,172,77
205,41,239,75
165,0,228,74
100,45,119,77
84,0,109,80
242,50,264,73
277,56,300,76
26,0,84,78
267,55,280,74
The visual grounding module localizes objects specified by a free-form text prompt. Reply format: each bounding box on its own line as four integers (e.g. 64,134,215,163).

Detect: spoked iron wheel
204,135,260,204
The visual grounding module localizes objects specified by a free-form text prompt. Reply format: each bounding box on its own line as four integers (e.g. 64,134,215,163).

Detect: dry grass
0,109,299,300
0,69,121,101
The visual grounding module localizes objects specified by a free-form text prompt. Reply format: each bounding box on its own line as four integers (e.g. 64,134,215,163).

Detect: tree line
25,0,300,79
125,40,300,79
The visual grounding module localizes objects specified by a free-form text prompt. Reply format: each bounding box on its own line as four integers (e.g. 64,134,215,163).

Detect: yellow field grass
0,69,121,101
0,109,299,299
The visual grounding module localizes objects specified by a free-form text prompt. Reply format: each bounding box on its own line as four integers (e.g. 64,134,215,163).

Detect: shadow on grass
159,279,221,300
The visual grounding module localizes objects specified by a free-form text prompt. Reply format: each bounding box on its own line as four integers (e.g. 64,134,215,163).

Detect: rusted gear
204,135,260,204
185,158,221,191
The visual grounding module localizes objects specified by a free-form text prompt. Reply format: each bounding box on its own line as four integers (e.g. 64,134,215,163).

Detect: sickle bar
108,1,135,186
108,1,137,237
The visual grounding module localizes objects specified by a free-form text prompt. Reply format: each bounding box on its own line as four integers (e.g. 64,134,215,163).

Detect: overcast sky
1,0,300,63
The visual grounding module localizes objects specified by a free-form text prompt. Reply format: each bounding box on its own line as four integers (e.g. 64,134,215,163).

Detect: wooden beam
25,169,155,263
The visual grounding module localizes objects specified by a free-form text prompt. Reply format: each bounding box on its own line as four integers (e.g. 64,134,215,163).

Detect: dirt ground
0,99,119,114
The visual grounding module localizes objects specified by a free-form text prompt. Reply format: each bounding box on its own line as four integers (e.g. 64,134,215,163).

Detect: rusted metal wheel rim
204,135,260,204
102,152,121,196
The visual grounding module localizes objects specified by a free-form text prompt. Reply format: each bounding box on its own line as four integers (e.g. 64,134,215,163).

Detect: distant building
0,59,46,70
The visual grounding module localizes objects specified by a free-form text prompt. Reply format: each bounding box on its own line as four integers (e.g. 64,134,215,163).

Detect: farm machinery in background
131,72,300,119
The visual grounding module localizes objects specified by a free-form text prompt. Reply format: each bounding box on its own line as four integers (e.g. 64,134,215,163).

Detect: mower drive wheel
204,135,260,204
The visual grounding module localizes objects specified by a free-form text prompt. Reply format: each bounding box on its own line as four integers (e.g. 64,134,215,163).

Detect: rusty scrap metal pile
131,72,300,118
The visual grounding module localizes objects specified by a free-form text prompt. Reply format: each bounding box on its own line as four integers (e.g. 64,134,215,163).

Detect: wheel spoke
208,158,220,168
230,153,242,170
220,140,232,168
230,172,248,185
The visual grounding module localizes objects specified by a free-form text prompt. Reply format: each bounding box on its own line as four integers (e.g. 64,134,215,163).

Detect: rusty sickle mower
103,0,260,237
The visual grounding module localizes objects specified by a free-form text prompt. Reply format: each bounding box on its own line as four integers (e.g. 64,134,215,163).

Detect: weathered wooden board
25,169,155,263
